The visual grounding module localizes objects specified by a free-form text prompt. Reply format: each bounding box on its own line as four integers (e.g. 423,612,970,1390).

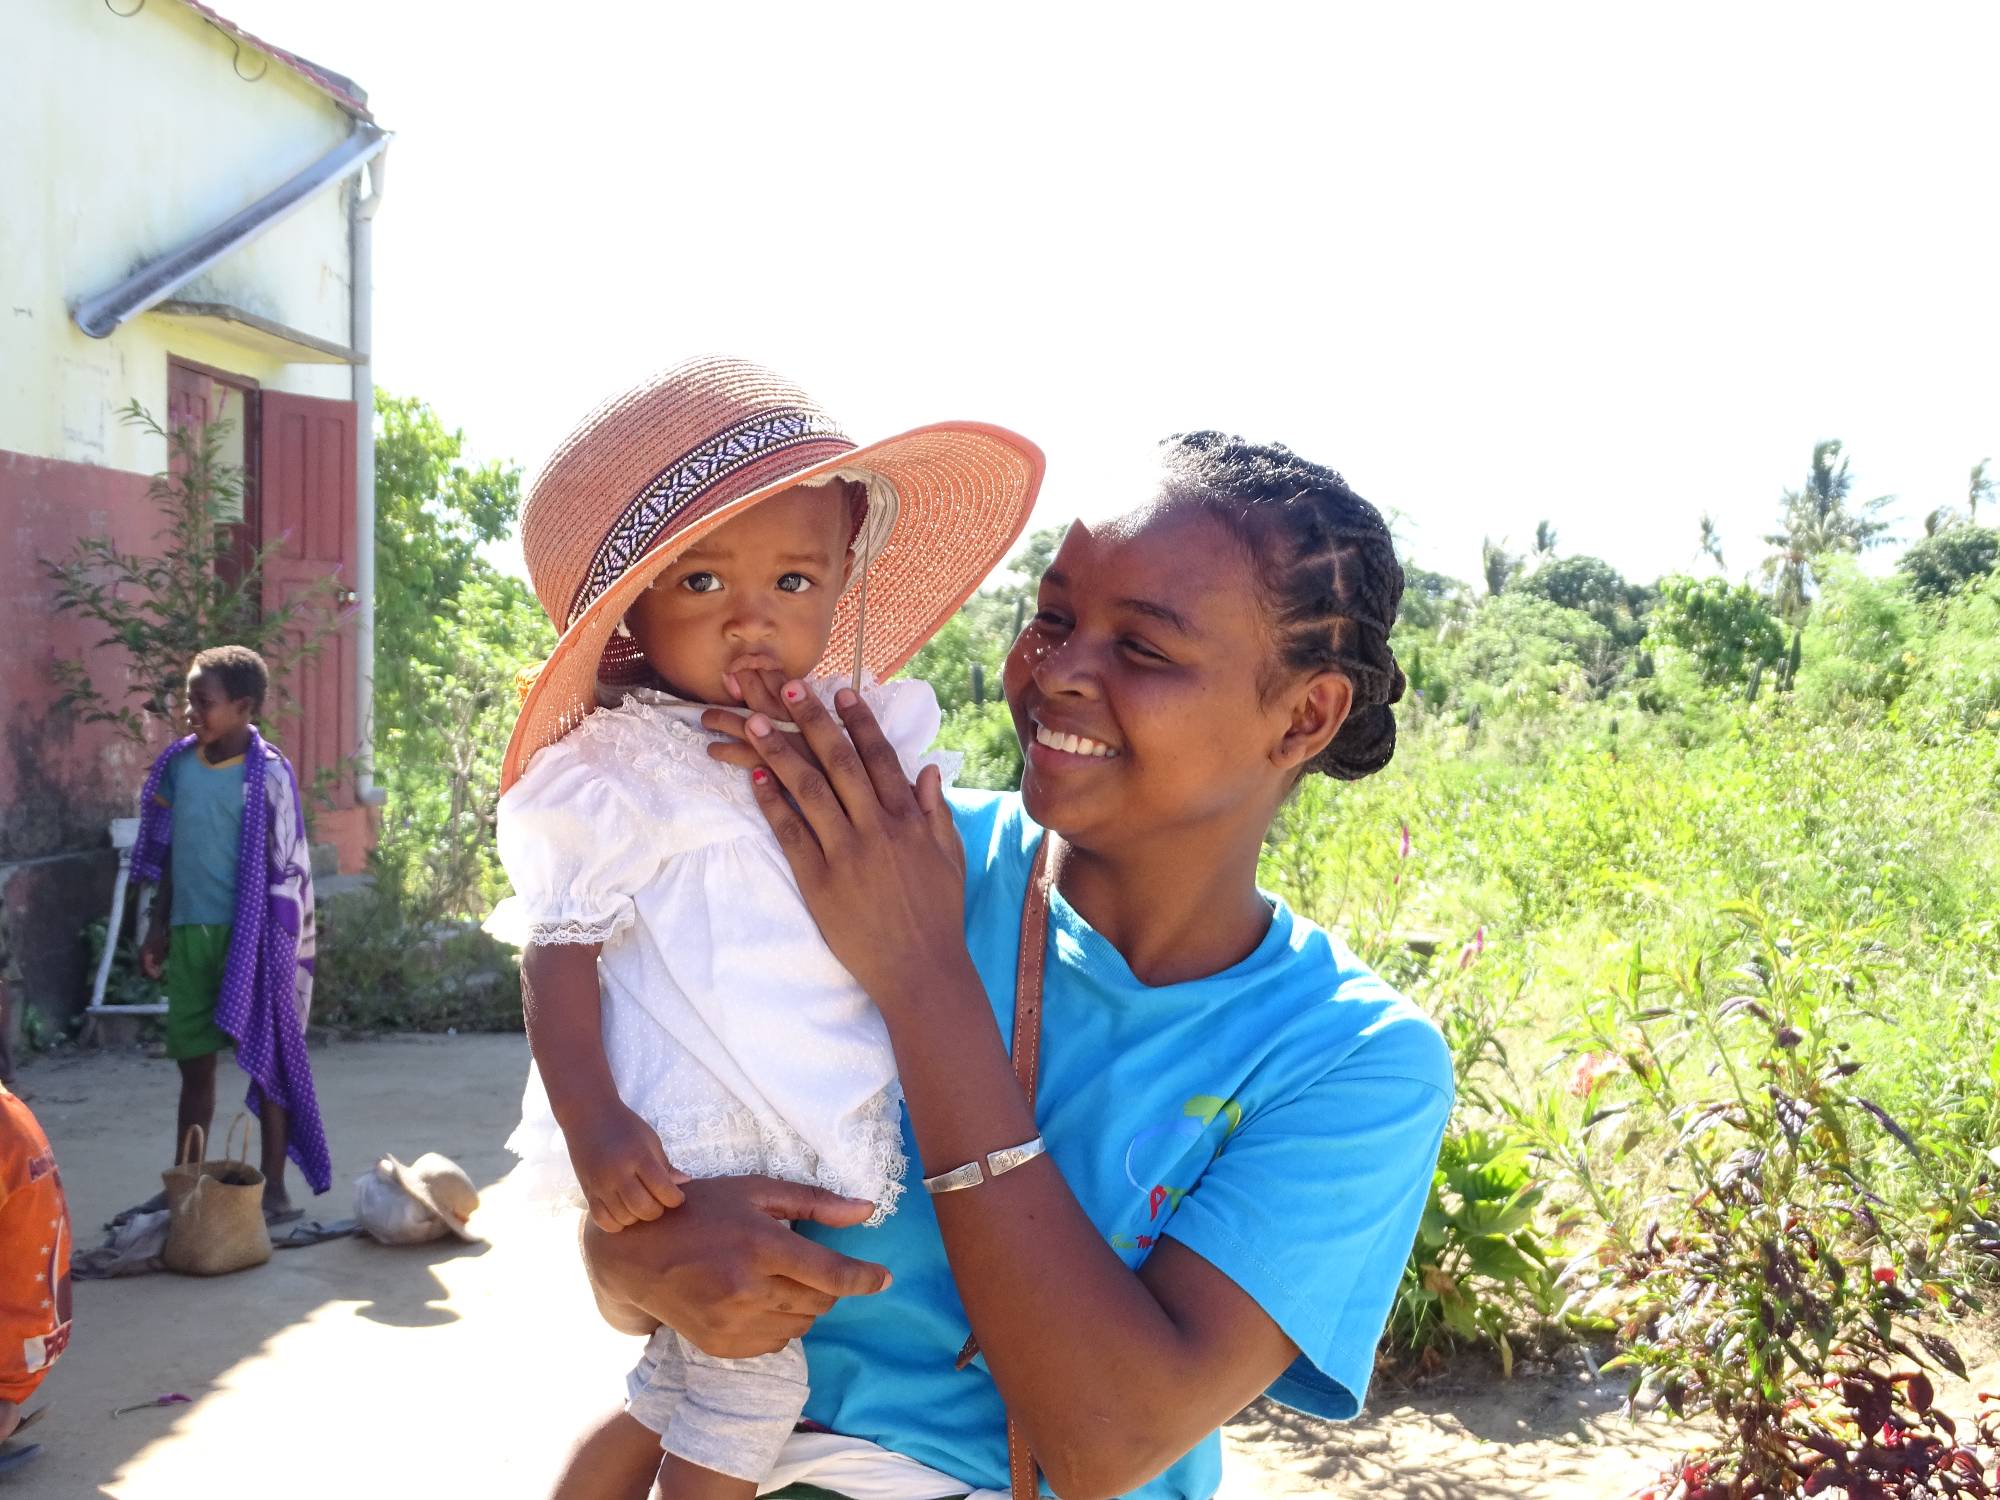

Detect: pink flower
1399,822,1412,860
1458,925,1486,970
1569,1051,1623,1098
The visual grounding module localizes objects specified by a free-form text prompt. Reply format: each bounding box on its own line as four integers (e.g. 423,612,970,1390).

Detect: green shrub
1898,525,2000,601
1648,576,1787,690
1792,558,1919,714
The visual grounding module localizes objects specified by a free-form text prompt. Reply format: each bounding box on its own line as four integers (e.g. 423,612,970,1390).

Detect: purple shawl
134,728,331,1195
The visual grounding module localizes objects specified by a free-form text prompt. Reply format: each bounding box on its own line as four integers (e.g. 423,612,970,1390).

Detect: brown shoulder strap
952,832,1056,1499
1006,833,1056,1500
1009,831,1056,1109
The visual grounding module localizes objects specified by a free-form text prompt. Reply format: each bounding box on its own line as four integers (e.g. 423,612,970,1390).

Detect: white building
0,0,388,1045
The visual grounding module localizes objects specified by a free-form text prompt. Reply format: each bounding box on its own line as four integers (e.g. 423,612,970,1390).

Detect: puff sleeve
855,676,961,787
496,741,663,947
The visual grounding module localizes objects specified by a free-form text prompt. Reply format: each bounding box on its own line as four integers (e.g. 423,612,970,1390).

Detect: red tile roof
175,0,373,121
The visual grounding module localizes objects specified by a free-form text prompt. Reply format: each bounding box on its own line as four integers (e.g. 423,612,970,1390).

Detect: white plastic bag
353,1163,448,1245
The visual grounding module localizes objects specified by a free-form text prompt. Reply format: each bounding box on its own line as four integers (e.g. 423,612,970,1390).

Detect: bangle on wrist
921,1135,1047,1195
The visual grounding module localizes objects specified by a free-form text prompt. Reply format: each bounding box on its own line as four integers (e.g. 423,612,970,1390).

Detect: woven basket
162,1117,272,1276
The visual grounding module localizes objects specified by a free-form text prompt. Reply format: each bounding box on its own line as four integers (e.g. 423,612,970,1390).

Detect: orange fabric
0,1085,71,1402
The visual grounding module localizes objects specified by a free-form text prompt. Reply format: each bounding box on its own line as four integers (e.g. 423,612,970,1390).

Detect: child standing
496,357,1041,1500
134,645,331,1219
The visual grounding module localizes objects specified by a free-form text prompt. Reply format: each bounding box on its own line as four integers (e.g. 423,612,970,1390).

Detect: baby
495,358,1038,1500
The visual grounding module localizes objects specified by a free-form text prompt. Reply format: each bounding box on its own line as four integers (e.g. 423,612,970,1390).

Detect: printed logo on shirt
23,1319,71,1373
1108,1093,1244,1254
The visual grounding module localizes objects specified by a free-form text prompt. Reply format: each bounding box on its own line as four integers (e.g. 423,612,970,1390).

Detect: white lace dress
496,677,956,1221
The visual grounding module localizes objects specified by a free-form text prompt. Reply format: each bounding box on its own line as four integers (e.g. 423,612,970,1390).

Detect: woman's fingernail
752,768,770,785
834,687,859,710
747,714,773,738
782,681,805,704
723,671,741,699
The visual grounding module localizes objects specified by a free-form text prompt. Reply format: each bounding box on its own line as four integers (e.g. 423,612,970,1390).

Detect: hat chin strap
805,467,900,690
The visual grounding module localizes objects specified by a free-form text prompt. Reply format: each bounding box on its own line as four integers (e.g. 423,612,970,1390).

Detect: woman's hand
722,677,972,1013
580,1175,892,1357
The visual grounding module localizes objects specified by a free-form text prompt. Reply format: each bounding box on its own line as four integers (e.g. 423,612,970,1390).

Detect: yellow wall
0,0,362,473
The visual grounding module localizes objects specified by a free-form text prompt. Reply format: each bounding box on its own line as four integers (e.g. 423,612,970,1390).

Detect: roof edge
175,0,374,122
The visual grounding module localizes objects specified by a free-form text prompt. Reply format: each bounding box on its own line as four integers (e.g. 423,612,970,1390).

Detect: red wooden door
260,391,358,813
168,360,260,588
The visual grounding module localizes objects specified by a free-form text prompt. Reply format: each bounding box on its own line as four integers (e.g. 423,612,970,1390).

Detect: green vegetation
314,392,547,1034
41,403,339,747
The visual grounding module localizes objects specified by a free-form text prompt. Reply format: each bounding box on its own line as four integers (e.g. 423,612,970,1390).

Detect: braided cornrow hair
1156,432,1406,780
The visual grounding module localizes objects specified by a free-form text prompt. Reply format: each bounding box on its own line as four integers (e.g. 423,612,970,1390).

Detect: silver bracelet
921,1135,1047,1195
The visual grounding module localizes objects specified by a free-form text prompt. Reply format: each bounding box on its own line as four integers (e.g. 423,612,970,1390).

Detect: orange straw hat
501,356,1044,793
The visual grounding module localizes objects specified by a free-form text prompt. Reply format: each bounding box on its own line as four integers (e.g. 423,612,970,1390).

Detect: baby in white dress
498,476,951,1497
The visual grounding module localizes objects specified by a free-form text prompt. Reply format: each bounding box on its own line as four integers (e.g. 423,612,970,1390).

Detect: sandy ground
13,1037,1726,1497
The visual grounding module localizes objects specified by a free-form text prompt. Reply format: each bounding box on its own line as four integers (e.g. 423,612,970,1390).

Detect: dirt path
14,1038,1726,1496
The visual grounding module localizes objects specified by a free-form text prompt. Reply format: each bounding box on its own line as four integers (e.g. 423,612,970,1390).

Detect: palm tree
1480,536,1522,596
1761,440,1893,618
1697,514,1726,572
1532,520,1559,561
1971,459,1993,526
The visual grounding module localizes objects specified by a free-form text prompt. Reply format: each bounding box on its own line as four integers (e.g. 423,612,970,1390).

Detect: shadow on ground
1224,1368,1683,1500
21,1034,550,1497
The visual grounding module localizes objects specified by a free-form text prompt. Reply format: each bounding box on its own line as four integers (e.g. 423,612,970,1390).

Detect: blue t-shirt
156,751,247,927
799,792,1453,1500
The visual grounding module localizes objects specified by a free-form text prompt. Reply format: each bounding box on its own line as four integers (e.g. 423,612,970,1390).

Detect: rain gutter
72,122,389,339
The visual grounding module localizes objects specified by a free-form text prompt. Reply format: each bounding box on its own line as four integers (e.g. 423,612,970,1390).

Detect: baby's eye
681,572,722,595
777,573,815,594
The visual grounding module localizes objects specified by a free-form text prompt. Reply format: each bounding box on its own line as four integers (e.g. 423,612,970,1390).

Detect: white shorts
625,1327,810,1483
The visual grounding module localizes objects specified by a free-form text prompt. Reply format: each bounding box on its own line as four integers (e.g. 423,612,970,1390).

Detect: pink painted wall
0,448,163,857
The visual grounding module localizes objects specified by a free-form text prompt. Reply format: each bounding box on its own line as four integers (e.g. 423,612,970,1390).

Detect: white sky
219,1,2000,589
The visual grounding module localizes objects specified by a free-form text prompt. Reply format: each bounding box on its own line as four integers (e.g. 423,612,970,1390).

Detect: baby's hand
568,1103,689,1234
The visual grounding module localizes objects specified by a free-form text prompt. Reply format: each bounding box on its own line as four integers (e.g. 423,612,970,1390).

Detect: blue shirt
156,751,246,927
799,792,1453,1499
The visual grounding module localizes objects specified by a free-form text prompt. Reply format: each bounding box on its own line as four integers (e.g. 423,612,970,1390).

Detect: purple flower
1458,925,1487,971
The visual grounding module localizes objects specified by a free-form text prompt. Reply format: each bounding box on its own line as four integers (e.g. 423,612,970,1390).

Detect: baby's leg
656,1335,808,1499
551,1407,667,1500
654,1453,755,1500
553,1327,688,1500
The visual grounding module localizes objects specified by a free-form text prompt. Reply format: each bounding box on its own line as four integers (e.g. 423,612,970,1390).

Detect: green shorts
165,924,234,1060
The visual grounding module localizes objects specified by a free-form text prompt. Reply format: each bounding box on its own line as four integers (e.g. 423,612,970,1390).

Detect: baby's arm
521,943,688,1233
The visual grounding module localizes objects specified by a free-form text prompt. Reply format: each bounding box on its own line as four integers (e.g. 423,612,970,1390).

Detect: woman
578,432,1453,1500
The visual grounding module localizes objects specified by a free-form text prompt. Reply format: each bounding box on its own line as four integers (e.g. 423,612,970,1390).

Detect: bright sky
221,1,1999,589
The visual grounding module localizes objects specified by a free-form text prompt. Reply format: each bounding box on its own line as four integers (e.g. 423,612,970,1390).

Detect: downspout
351,151,388,808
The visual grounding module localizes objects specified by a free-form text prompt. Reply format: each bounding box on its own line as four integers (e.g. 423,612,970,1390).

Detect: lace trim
527,910,630,946
510,1086,908,1226
568,682,959,819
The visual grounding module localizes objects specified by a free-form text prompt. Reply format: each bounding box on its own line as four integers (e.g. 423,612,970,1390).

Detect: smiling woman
587,430,1452,1500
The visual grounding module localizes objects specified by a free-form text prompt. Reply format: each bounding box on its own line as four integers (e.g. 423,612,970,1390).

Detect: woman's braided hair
1156,432,1406,780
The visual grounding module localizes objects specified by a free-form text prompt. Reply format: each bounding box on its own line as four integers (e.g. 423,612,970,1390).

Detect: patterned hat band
566,406,854,628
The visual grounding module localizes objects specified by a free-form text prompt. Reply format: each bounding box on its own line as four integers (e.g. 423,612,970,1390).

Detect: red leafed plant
1538,908,2000,1498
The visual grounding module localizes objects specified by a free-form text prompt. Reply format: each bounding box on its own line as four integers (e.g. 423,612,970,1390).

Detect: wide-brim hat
501,356,1044,792
383,1152,482,1242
